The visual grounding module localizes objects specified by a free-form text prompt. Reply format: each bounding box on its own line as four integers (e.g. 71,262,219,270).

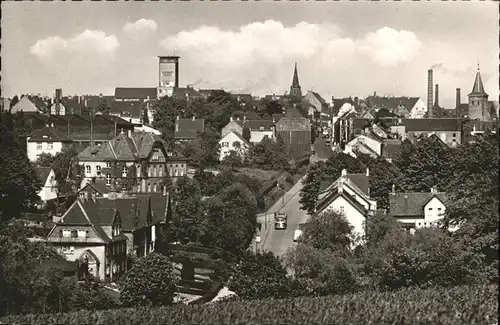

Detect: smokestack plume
456,88,461,118
434,84,439,108
427,69,433,118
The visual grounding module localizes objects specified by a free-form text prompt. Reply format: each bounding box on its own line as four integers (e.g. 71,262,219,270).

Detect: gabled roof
366,96,420,111
60,97,82,114
110,101,143,119
244,119,274,131
78,181,110,195
28,96,50,112
220,131,250,147
283,106,306,118
36,167,52,184
389,192,449,216
84,95,114,108
172,87,204,100
382,139,402,159
402,118,461,132
175,118,205,139
115,87,157,100
27,126,71,142
78,131,168,161
320,171,370,197
307,91,329,108
316,188,369,217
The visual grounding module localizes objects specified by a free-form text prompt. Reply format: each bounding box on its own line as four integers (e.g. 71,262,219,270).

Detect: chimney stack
456,88,461,118
434,84,439,108
427,69,433,118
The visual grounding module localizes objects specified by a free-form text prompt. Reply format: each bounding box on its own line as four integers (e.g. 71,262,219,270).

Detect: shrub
119,253,177,308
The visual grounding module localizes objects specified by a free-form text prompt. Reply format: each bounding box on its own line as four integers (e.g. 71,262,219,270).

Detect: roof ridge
108,141,117,159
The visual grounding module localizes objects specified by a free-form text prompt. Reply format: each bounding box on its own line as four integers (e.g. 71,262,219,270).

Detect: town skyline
2,2,498,109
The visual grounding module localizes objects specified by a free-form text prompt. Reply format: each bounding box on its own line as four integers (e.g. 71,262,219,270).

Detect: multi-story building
219,131,250,161
275,106,311,161
77,130,187,193
26,124,73,161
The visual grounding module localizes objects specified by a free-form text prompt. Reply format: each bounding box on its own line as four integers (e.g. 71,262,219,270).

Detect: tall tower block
158,56,180,98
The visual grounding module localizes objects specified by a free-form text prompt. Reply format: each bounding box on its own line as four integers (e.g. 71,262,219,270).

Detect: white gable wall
410,98,427,119
219,132,249,161
322,196,366,239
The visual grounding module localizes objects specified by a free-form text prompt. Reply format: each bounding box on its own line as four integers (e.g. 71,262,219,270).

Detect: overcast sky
2,2,498,109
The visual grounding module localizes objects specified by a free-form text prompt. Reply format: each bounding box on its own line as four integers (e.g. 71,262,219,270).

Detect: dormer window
112,224,121,237
106,162,111,168
122,166,127,177
62,229,71,238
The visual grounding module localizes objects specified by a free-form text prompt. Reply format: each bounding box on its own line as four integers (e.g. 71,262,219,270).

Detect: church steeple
469,65,487,96
289,63,302,97
467,64,490,121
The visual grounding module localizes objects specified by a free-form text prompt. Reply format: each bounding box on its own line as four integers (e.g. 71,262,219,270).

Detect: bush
119,253,177,308
2,284,496,324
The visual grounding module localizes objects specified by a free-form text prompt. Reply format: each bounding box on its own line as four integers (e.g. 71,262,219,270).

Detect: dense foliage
119,253,177,308
2,284,496,325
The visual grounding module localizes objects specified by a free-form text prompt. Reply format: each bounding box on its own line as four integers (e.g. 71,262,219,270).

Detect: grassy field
2,284,495,324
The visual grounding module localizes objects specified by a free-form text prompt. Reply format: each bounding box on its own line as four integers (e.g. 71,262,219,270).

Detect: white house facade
219,131,250,161
409,98,427,119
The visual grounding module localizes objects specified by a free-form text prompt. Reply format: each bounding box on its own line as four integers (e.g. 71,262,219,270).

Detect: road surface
260,173,310,257
252,142,331,257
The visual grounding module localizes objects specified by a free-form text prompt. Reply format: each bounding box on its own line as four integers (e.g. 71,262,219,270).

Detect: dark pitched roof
78,181,110,195
78,131,168,161
115,87,157,100
366,96,420,111
27,95,50,112
172,87,204,100
283,106,306,118
28,126,71,142
36,167,52,183
110,101,143,119
402,118,461,132
389,192,449,216
382,139,402,159
346,173,370,196
316,189,368,216
84,95,114,108
175,118,205,139
469,69,487,96
275,111,311,131
60,97,82,114
244,119,274,131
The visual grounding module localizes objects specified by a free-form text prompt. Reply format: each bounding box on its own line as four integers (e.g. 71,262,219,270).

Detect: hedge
2,284,496,324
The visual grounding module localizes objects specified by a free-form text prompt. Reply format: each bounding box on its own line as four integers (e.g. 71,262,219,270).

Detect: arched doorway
79,250,100,279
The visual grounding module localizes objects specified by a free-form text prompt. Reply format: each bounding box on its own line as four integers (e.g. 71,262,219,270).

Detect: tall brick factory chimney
456,88,461,118
434,84,439,108
427,69,433,118
55,88,62,115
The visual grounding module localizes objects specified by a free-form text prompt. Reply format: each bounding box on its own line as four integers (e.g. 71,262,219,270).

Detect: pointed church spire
470,65,487,95
290,62,302,97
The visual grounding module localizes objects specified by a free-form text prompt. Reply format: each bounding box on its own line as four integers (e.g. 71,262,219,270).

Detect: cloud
123,19,158,34
159,21,422,93
357,27,422,66
30,29,119,60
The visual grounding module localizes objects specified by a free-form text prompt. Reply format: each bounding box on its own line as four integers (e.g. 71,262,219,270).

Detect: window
106,162,111,168
147,183,151,192
122,166,127,177
96,165,101,176
260,126,265,131
452,133,457,138
47,142,53,150
36,142,42,150
222,142,229,148
62,229,71,238
106,173,112,185
428,207,433,211
152,149,160,161
122,183,127,191
77,229,87,238
70,246,75,254
85,165,91,174
158,165,163,177
437,207,442,212
153,183,158,192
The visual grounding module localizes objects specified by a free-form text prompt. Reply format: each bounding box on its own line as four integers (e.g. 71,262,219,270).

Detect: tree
394,136,454,192
368,228,481,290
301,210,354,254
221,150,244,170
0,113,41,223
152,96,185,146
193,168,217,196
364,212,401,245
229,251,293,299
442,134,499,280
142,107,150,125
249,136,290,170
119,253,177,307
50,145,83,197
169,176,203,244
0,221,71,316
242,126,251,142
35,153,56,167
9,95,19,110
